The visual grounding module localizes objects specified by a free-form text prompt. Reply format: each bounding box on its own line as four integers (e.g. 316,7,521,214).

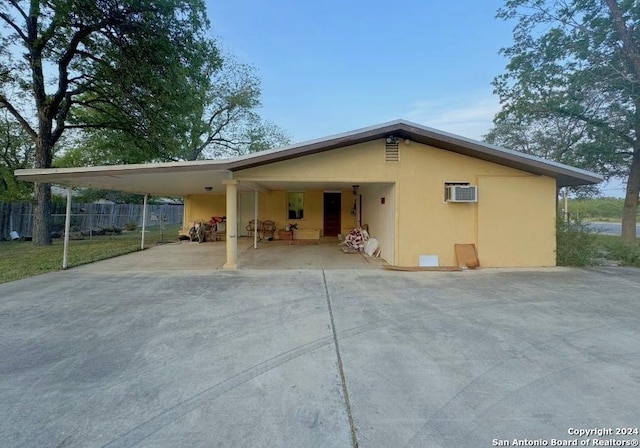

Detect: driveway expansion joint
322,270,359,448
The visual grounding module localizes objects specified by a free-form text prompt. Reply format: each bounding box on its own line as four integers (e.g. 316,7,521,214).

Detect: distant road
588,222,640,235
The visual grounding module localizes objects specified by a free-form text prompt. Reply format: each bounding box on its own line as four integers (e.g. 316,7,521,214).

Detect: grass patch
566,197,640,222
594,234,640,267
0,224,180,284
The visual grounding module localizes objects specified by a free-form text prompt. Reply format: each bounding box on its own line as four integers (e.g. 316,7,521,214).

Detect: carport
15,162,390,270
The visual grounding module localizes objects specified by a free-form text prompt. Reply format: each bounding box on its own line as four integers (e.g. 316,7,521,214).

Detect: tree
0,111,33,201
55,53,290,168
484,112,616,197
0,0,211,244
493,0,640,242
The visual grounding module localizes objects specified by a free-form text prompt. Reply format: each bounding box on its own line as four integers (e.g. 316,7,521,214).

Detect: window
288,192,304,219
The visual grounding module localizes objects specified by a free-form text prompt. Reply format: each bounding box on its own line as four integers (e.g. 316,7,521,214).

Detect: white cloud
403,94,501,141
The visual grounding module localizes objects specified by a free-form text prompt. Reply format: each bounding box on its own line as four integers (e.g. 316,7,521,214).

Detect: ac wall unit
445,185,478,203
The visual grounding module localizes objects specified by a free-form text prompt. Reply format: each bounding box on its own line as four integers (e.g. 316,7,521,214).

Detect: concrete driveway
73,239,384,273
1,257,639,447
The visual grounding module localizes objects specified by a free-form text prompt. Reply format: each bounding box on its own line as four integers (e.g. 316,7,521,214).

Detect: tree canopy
0,111,33,201
56,54,291,166
491,0,640,242
1,0,289,244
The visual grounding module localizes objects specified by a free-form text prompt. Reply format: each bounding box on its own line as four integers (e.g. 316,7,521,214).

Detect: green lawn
0,224,181,284
566,197,640,222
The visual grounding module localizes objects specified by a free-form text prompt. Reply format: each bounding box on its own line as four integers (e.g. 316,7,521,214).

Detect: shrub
124,222,137,231
600,239,640,266
556,216,599,266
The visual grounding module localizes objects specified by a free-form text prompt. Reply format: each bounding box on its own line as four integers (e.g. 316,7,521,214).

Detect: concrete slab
325,268,640,447
73,239,247,274
74,238,382,274
0,270,351,448
1,265,639,447
239,240,386,270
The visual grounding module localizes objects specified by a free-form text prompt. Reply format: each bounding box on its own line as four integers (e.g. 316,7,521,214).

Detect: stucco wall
254,189,354,238
183,194,226,227
213,139,557,267
477,176,556,267
360,184,396,264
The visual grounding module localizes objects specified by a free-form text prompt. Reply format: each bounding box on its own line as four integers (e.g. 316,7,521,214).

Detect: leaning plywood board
454,244,479,269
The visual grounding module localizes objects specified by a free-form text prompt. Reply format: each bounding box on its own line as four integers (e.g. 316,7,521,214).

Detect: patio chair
262,220,276,240
246,219,263,240
214,221,226,241
189,221,206,243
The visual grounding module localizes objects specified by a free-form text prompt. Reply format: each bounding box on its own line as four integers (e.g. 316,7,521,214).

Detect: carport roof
15,119,602,195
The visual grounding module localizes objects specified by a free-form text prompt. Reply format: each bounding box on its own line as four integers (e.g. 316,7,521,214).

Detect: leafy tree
59,54,290,165
244,118,292,154
184,56,261,160
0,111,33,201
485,112,606,197
0,0,211,245
71,189,152,204
493,0,640,243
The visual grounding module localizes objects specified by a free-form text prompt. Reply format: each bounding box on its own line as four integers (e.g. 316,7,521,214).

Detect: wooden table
278,230,293,245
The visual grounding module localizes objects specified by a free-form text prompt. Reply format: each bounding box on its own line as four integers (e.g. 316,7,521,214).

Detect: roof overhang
15,119,602,195
224,120,603,187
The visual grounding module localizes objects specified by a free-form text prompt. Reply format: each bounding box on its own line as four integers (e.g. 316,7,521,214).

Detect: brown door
323,192,341,237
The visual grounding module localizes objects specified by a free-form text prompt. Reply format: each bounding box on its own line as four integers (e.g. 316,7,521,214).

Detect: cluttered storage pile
342,227,381,257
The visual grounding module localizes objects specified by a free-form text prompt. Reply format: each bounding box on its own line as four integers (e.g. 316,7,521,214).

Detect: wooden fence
0,201,183,240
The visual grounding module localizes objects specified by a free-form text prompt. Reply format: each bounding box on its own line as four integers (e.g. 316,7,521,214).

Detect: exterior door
323,192,341,236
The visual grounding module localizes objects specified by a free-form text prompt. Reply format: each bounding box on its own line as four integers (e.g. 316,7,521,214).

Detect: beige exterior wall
184,139,557,267
477,176,556,267
254,189,355,237
183,194,226,227
360,184,396,263
186,189,355,239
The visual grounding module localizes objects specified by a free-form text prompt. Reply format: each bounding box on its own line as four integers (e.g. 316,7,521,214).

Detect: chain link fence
0,201,183,240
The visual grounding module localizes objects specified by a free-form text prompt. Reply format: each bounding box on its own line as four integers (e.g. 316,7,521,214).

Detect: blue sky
206,0,624,197
207,0,512,141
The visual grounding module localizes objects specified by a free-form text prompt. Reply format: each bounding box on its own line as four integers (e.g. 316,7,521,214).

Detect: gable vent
385,136,400,161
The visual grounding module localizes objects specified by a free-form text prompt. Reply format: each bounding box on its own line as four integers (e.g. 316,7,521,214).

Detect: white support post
223,179,239,269
62,188,72,269
141,193,148,250
254,189,258,249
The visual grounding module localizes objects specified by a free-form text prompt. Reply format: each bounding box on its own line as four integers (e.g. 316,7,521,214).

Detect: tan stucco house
16,120,602,268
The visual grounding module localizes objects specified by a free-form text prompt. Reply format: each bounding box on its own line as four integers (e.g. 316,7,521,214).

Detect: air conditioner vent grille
445,185,478,202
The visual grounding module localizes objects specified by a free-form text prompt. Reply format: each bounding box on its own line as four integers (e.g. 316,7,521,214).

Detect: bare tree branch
8,0,28,21
0,97,37,139
0,11,29,42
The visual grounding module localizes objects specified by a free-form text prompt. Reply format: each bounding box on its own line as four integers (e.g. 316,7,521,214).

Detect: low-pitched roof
15,119,602,195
